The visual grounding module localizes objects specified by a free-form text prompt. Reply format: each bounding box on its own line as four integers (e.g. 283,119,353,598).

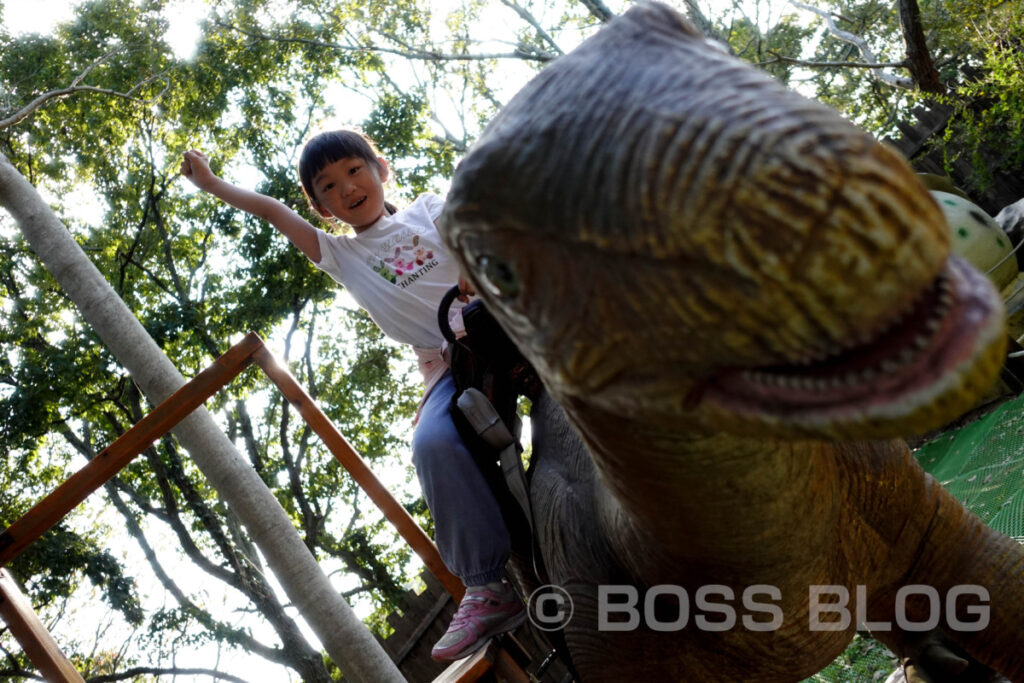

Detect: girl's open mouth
349,196,366,209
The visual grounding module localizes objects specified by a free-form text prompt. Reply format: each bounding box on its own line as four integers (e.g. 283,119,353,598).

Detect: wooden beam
432,640,496,683
0,333,264,567
0,569,84,682
251,345,466,601
430,638,531,683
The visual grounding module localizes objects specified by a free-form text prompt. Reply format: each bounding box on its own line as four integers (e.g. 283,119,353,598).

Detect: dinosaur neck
567,400,842,588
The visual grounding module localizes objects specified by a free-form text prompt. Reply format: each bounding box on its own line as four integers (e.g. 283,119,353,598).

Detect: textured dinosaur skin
440,3,1024,681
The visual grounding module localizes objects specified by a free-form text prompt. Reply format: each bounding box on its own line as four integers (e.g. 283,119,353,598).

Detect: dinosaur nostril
477,255,521,299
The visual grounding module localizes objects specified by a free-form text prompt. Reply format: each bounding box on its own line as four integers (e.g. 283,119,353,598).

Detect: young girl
180,129,524,661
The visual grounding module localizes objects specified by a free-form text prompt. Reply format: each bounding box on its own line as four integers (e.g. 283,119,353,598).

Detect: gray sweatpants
412,372,511,586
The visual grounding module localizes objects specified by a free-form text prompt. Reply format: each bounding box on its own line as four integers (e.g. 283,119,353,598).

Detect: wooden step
432,638,531,683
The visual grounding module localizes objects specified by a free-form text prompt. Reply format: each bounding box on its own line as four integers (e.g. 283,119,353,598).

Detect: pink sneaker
431,582,526,661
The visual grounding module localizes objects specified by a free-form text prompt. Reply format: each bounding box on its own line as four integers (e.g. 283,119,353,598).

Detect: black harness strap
438,285,580,681
438,286,542,563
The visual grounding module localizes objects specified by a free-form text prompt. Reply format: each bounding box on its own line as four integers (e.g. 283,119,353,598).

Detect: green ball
931,190,1018,290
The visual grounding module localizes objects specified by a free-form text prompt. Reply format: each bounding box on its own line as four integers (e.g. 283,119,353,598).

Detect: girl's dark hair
298,129,397,220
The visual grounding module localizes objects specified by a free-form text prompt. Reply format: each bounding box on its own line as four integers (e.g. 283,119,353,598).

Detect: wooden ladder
0,333,466,678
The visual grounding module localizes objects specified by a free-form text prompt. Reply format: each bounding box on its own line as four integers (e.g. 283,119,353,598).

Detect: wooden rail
0,569,84,682
251,344,464,600
0,332,463,676
0,334,262,567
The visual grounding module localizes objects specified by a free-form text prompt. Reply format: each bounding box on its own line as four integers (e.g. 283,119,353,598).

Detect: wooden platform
377,570,573,682
433,638,531,683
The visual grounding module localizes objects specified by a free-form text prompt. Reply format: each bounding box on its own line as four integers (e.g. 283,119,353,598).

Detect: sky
0,0,796,678
2,0,791,58
4,0,206,58
1,4,399,678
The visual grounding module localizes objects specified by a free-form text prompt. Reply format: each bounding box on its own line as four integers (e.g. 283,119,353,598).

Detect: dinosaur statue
438,3,1024,681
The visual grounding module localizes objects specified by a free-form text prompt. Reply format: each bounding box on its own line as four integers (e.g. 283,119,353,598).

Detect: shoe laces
449,590,504,628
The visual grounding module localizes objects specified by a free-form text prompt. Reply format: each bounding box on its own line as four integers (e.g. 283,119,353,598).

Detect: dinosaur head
441,3,1005,441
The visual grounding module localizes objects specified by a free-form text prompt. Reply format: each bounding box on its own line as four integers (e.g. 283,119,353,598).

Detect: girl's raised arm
180,150,322,263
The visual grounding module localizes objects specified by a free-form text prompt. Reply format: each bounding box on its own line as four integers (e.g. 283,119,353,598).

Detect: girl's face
311,156,389,233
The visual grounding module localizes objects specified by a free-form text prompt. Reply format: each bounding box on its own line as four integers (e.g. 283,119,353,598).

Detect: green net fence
805,391,1024,682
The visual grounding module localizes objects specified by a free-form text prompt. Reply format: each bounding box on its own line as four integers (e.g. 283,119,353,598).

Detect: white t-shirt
313,193,466,392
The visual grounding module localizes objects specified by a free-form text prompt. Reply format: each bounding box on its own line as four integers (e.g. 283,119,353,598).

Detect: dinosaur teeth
937,272,953,293
740,279,950,393
744,371,771,386
881,359,901,373
728,264,975,408
935,275,955,313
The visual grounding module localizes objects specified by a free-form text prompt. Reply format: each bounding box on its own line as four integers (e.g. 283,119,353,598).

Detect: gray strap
456,388,534,537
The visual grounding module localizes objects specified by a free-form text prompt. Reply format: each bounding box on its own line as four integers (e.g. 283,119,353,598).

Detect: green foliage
937,10,1024,192
721,7,815,85
10,525,144,626
0,0,451,675
3,0,1019,678
807,633,898,682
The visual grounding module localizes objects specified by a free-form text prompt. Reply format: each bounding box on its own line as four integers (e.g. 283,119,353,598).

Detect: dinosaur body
440,3,1024,680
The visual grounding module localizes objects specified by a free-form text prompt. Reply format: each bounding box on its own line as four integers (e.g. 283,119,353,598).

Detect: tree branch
56,418,325,675
0,75,169,130
86,666,249,683
300,311,326,529
680,0,730,46
789,0,916,89
233,399,266,473
499,0,565,56
278,308,321,550
575,0,615,22
100,484,290,665
763,51,908,70
215,20,556,63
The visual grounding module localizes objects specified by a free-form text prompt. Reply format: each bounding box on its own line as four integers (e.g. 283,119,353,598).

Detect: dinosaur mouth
704,256,1003,426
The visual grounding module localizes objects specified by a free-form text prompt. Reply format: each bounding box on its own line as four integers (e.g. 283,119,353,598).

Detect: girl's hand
457,275,476,303
180,150,218,191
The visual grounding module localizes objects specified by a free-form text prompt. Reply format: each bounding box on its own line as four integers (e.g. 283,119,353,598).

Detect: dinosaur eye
477,255,521,299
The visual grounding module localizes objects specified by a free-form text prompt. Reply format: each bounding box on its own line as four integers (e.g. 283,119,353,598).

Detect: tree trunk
898,0,944,93
0,152,403,683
